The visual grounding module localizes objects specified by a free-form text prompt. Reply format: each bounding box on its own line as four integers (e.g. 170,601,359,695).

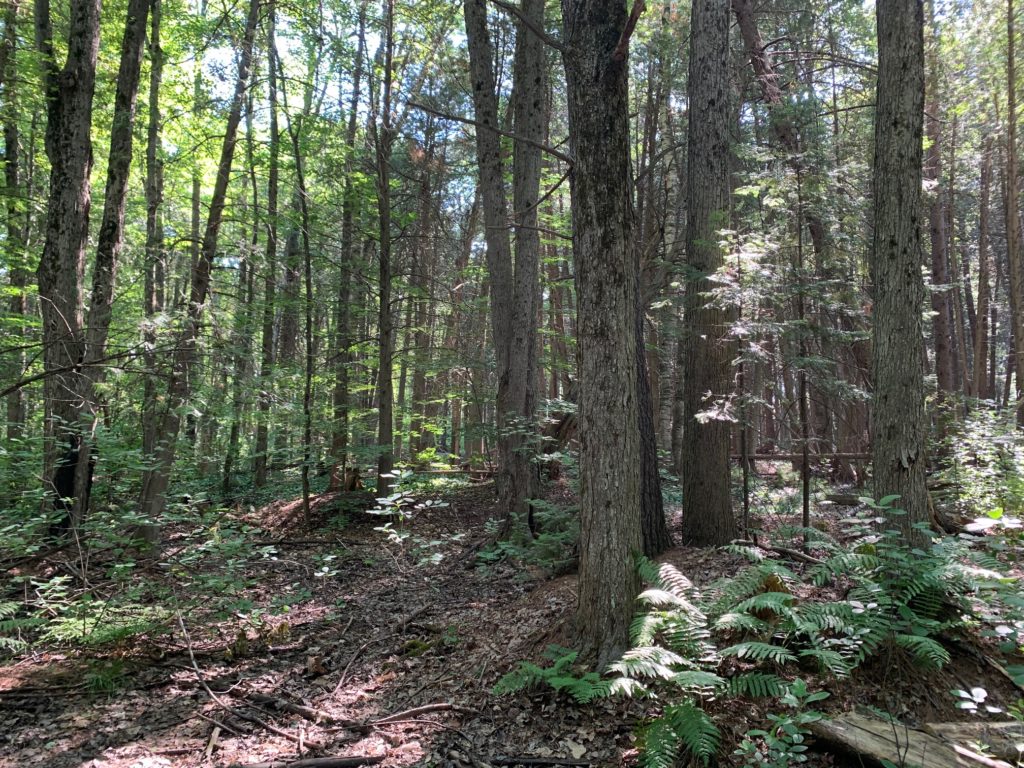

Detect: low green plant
735,679,829,768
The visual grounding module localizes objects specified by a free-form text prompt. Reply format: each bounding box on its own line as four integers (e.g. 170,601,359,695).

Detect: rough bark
681,0,737,546
974,140,993,399
374,0,396,495
328,6,365,490
254,5,281,487
561,0,642,666
3,0,26,443
1007,0,1024,423
34,0,101,510
463,0,544,537
870,0,930,547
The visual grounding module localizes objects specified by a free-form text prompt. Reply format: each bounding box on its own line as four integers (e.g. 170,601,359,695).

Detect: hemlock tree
562,0,643,665
680,0,737,546
870,0,929,547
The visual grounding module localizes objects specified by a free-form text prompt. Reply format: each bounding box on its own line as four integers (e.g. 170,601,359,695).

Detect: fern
727,672,788,698
721,641,798,664
894,633,951,667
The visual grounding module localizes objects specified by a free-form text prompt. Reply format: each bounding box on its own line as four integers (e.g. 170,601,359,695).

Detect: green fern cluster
492,645,610,702
0,600,39,655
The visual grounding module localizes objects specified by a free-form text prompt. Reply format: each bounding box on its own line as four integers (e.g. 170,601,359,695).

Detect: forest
3,0,1024,763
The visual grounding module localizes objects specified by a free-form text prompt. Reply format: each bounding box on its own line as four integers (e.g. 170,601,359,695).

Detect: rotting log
809,711,1014,768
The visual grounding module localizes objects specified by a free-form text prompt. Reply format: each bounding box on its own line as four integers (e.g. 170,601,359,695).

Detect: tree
561,0,643,665
680,0,737,546
870,0,929,546
34,0,101,521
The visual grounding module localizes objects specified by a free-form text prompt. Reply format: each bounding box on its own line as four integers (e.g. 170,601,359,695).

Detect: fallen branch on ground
227,756,385,768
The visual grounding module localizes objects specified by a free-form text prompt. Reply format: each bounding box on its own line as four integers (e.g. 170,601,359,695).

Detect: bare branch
488,0,566,53
408,100,573,166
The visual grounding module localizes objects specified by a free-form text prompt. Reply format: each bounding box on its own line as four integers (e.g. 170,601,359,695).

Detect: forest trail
3,480,1023,767
2,483,642,767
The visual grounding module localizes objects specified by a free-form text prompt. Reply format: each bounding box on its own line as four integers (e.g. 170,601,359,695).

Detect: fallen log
809,710,1014,768
923,722,1024,764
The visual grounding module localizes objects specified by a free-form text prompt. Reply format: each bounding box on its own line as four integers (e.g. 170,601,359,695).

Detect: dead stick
490,758,591,767
373,702,474,725
227,757,385,768
732,539,824,565
177,614,324,751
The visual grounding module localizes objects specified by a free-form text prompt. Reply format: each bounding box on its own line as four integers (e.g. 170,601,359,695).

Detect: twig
487,0,566,53
372,702,474,725
391,605,428,633
226,757,385,768
177,613,324,751
731,539,824,565
490,758,591,767
408,101,572,166
333,634,391,693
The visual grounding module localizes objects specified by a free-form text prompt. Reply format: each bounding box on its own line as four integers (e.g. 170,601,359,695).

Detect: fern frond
895,634,950,668
721,641,797,664
664,702,720,765
727,672,788,698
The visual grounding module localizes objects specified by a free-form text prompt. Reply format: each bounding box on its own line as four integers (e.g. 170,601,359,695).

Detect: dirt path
1,484,641,768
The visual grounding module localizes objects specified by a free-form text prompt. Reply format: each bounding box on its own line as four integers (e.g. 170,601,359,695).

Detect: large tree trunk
3,0,27,445
681,0,737,546
328,7,365,490
974,139,993,399
71,0,151,528
562,0,642,666
138,0,261,528
374,0,396,495
1006,0,1024,423
141,0,165,493
254,4,282,487
870,0,930,547
34,0,101,524
463,0,543,538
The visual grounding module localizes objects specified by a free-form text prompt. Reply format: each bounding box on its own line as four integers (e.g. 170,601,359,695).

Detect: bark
254,5,281,487
374,0,396,495
328,6,366,490
1007,0,1024,423
138,0,261,526
463,0,544,537
924,23,955,395
34,0,101,511
870,0,930,547
3,0,26,443
974,139,993,399
71,0,152,527
142,0,165,478
561,0,642,666
681,0,737,546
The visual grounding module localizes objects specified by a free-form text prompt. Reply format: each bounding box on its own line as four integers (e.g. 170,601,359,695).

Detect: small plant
735,679,829,768
84,659,127,695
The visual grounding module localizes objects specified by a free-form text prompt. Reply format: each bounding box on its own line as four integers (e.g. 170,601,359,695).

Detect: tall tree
561,0,643,665
681,0,737,546
138,0,261,526
870,0,929,546
33,0,101,515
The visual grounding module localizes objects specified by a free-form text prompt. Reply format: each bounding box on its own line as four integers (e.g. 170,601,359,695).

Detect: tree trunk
562,0,642,666
34,0,101,523
138,0,261,527
1007,0,1024,423
374,0,396,495
254,5,281,487
681,0,737,546
974,139,993,399
870,0,930,547
328,6,366,490
3,0,26,444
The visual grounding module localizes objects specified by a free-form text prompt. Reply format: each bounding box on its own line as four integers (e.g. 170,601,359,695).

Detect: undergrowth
495,501,1024,767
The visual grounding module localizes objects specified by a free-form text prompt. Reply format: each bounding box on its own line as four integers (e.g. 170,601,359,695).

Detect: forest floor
2,477,1023,768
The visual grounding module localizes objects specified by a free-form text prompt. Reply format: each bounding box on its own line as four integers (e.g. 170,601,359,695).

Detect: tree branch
408,100,573,166
488,0,566,53
611,0,645,62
